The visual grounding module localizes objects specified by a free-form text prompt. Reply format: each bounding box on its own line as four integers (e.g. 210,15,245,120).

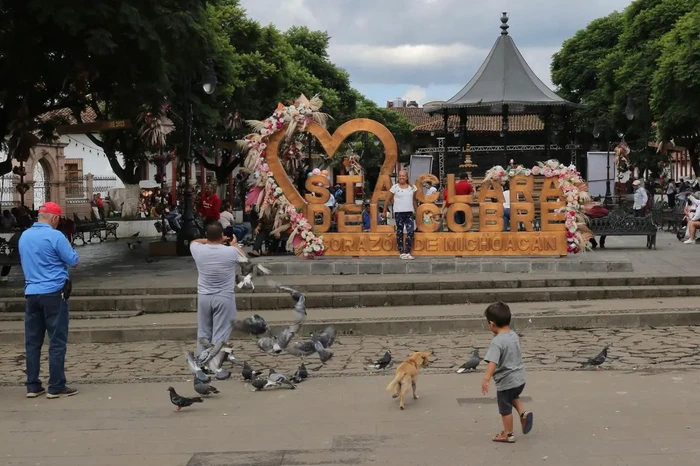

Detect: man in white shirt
632,180,648,217
423,181,438,197
190,222,239,379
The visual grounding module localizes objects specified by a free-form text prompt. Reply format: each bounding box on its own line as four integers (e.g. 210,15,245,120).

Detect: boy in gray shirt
482,302,534,443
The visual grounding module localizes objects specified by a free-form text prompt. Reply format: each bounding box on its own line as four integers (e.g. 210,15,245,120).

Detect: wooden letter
477,180,505,204
307,204,331,233
337,204,362,233
305,175,330,204
337,175,361,205
510,202,535,232
541,201,567,231
446,174,472,204
371,174,393,205
370,204,393,233
416,204,441,232
415,174,440,204
510,174,534,202
446,203,473,232
479,203,504,231
540,177,564,203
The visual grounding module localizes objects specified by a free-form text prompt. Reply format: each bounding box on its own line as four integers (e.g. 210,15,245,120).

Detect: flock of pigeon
168,282,343,411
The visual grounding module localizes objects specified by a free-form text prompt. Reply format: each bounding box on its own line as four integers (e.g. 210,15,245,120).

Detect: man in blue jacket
19,202,79,399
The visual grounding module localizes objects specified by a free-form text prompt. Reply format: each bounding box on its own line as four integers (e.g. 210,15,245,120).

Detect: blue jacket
19,223,79,294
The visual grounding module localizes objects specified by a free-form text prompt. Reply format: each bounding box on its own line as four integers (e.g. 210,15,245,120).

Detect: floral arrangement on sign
483,159,592,254
342,152,363,176
240,95,329,258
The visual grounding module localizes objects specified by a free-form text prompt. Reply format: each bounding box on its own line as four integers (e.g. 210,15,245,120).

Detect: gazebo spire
500,12,509,36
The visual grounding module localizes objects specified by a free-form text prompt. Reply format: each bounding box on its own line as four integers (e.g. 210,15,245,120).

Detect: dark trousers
589,236,607,248
668,193,676,208
634,209,645,218
253,229,270,253
394,212,415,254
224,225,248,242
25,292,69,394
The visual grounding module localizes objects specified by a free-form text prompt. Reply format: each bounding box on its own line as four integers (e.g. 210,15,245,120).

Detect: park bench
72,214,102,245
588,209,657,250
0,231,22,268
90,212,119,241
660,203,686,232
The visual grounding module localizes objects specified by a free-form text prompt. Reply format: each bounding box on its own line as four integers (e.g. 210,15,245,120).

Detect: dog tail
385,372,403,393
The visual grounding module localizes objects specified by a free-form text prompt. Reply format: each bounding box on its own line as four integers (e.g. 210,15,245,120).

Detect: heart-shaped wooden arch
265,118,398,210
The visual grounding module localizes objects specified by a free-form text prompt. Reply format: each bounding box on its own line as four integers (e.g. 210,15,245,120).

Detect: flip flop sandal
521,411,534,435
492,432,515,443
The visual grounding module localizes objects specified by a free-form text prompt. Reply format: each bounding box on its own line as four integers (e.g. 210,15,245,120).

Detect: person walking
382,170,417,260
190,221,240,379
19,202,79,398
632,180,648,217
666,179,677,208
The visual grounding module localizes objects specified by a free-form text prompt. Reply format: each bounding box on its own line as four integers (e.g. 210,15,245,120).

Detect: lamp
202,65,217,95
625,96,635,121
593,125,601,139
373,138,380,147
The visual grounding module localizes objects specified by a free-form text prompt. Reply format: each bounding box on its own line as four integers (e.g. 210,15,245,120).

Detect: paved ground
0,231,694,289
2,370,699,465
1,326,698,386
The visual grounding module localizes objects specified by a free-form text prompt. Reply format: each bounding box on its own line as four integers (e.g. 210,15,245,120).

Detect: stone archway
32,158,51,207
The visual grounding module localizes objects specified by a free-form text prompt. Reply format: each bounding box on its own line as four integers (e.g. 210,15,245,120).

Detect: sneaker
521,411,534,434
399,253,407,259
46,387,78,399
26,388,46,398
404,254,415,260
684,239,695,244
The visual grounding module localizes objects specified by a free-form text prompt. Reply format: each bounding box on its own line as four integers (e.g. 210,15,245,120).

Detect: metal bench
90,213,119,241
589,209,657,250
72,214,102,245
0,232,22,267
660,203,685,232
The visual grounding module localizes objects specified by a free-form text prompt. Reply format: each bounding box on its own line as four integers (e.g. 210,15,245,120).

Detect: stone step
1,274,696,298
1,285,699,314
0,310,144,322
0,302,697,344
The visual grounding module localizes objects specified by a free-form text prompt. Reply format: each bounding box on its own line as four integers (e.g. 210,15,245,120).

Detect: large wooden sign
266,119,567,257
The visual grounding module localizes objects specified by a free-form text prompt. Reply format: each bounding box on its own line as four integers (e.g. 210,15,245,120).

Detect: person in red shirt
198,185,221,224
444,172,474,225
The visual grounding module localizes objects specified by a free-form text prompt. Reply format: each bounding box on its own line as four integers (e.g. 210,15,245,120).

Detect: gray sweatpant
197,293,237,354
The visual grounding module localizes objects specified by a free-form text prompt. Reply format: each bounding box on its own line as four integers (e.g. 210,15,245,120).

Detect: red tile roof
38,107,98,125
413,114,544,133
387,106,543,133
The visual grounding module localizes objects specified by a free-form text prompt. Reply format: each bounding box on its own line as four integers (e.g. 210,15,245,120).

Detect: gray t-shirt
190,242,239,295
484,330,526,391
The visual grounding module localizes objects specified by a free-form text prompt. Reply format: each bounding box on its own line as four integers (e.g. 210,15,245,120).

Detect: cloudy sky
239,0,634,106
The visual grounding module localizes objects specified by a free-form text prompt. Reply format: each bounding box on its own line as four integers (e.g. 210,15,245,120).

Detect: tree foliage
552,0,699,176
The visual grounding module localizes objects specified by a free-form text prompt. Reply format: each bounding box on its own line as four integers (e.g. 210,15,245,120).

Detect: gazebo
424,12,582,172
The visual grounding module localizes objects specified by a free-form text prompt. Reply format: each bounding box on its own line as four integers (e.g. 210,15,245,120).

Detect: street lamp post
175,67,217,256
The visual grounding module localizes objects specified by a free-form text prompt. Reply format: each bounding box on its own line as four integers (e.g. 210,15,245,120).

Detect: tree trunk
689,142,699,181
121,184,141,218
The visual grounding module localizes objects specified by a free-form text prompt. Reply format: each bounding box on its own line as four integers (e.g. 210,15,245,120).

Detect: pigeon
251,375,268,391
233,314,270,336
286,340,316,358
292,363,308,383
185,351,210,383
193,377,220,396
276,327,295,351
167,387,203,411
370,351,392,370
222,347,236,364
267,368,296,389
312,326,337,348
236,262,272,290
457,349,480,373
131,232,140,238
257,335,282,354
582,344,611,370
279,285,307,333
313,340,334,363
127,242,140,250
241,361,260,382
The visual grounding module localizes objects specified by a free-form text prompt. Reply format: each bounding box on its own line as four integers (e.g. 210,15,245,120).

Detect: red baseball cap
38,202,62,216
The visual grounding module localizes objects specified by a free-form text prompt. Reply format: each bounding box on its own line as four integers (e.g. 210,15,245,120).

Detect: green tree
652,3,700,176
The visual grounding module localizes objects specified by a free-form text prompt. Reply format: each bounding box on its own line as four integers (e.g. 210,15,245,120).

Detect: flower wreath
483,159,592,254
241,95,329,258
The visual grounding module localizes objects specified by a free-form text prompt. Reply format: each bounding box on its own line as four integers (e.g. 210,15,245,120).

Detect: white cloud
329,43,485,68
403,86,428,103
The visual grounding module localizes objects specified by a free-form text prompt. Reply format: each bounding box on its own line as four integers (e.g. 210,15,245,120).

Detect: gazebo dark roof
425,12,581,116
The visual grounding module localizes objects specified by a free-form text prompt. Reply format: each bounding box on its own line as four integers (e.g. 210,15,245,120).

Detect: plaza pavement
1,370,698,466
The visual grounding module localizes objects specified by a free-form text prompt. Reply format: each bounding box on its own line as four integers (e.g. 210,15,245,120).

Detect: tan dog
385,351,432,410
